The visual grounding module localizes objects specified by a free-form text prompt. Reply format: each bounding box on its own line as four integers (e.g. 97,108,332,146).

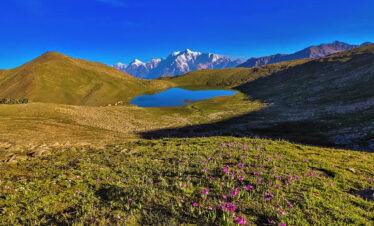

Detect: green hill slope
0,52,171,106
162,59,311,88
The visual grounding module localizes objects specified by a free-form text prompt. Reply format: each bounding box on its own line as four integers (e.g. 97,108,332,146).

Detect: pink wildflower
230,189,238,197
245,185,253,191
238,163,244,168
258,178,262,183
180,199,184,203
202,188,209,195
277,209,285,215
221,202,236,212
280,222,287,226
238,175,244,181
235,216,247,225
193,202,199,207
203,167,208,172
275,184,281,189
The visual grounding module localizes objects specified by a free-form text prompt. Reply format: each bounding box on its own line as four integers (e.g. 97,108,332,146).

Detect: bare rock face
355,189,374,201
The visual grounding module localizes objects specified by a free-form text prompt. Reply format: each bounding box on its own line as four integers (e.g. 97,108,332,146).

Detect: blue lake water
130,88,237,107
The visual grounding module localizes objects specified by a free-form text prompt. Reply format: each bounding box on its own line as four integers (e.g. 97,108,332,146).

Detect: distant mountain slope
0,52,170,105
163,58,311,88
238,41,372,68
114,49,241,79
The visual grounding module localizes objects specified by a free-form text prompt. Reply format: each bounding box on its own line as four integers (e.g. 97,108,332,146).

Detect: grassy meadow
1,138,373,225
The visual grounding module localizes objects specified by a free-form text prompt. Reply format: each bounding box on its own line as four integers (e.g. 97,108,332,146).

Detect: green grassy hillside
1,137,373,225
162,59,310,89
0,52,171,106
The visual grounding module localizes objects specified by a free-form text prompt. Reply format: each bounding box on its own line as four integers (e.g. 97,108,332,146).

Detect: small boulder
347,168,356,173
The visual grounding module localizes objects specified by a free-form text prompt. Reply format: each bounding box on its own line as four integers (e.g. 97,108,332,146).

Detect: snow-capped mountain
113,49,241,79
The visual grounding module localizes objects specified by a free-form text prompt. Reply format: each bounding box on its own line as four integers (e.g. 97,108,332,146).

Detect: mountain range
113,49,241,79
238,41,372,68
113,41,372,79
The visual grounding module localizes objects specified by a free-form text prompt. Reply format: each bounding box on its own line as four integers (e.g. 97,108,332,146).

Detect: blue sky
0,0,373,69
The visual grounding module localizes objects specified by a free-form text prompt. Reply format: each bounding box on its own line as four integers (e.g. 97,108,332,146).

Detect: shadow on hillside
140,106,333,148
140,50,374,152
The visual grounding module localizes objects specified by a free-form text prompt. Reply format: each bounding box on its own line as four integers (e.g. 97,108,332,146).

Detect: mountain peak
129,59,145,66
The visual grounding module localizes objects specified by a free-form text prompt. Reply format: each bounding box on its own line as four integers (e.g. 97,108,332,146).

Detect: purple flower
265,198,270,202
275,184,281,189
221,202,236,212
328,182,334,187
116,214,121,220
287,202,293,207
228,152,232,157
208,206,213,210
258,178,262,183
280,222,287,226
245,185,253,191
76,175,80,179
221,182,225,186
210,177,215,180
222,168,229,174
314,193,319,196
238,175,244,181
238,163,244,168
95,178,100,183
308,172,314,178
202,188,209,195
183,184,187,188
222,194,227,199
193,202,199,207
75,190,80,194
230,189,238,197
277,209,285,215
203,167,208,172
235,216,247,225
254,171,261,176
268,182,273,187
180,199,184,203
68,178,73,182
